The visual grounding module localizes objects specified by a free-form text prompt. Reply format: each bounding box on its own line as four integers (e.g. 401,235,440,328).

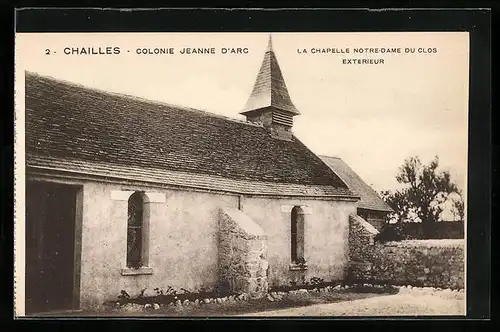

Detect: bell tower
240,35,300,141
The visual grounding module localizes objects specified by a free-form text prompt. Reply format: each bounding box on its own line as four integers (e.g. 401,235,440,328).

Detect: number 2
45,49,50,55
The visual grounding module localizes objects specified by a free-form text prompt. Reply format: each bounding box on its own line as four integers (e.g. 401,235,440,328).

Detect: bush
111,284,231,306
376,221,464,242
270,277,335,292
375,223,406,242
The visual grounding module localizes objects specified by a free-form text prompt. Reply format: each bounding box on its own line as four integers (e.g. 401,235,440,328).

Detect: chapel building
23,36,386,314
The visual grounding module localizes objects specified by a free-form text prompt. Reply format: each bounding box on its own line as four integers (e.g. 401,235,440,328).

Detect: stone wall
349,214,465,289
218,208,269,299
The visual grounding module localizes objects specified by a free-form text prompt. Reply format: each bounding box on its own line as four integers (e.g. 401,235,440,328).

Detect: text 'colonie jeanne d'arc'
60,46,250,55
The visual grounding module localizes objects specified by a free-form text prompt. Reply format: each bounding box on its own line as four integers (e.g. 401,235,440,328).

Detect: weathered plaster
53,179,357,309
241,197,357,287
79,182,238,308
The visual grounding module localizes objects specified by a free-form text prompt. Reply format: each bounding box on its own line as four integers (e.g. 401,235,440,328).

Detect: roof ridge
24,71,263,128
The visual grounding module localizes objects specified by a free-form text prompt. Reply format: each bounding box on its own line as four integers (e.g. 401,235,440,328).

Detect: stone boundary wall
218,208,269,299
349,214,465,289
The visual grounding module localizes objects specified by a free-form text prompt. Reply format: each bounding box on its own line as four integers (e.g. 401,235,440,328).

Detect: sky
15,32,469,193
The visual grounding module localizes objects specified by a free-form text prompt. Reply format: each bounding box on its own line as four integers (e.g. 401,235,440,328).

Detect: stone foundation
218,208,269,298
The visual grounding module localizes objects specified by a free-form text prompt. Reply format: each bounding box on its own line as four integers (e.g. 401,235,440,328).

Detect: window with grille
291,206,305,264
127,192,144,268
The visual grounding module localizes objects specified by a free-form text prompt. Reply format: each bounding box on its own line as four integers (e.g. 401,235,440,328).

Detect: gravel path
242,293,465,317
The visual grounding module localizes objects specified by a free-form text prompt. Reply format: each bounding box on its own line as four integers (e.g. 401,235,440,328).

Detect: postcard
14,27,470,317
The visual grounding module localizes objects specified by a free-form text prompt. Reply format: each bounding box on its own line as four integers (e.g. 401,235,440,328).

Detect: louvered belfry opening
240,35,300,141
272,110,293,127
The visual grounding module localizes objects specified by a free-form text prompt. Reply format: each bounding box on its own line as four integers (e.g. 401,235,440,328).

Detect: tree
450,191,465,221
380,190,410,223
382,156,462,237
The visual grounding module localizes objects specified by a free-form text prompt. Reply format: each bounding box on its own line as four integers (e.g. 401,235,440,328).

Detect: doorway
25,180,82,314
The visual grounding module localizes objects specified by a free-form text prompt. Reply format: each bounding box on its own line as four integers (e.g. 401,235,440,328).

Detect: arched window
291,206,305,264
127,192,144,269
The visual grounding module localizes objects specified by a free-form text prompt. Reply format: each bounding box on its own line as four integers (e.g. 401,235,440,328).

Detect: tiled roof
25,72,353,197
320,155,393,212
241,35,300,115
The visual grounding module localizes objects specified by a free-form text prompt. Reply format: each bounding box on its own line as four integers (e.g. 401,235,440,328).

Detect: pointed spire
240,34,300,116
266,33,273,53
